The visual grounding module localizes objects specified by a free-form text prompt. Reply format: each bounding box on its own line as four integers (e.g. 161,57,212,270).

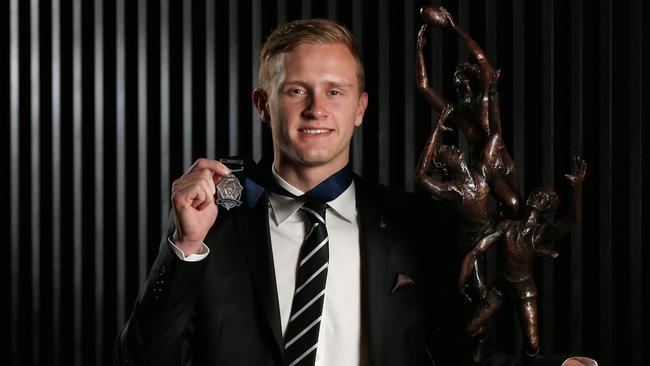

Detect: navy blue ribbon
265,164,353,203
238,157,353,207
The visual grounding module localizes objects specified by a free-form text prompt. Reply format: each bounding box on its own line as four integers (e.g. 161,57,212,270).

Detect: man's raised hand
564,156,587,187
171,158,231,254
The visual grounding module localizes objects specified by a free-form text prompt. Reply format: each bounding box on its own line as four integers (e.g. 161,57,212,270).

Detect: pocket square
391,272,416,294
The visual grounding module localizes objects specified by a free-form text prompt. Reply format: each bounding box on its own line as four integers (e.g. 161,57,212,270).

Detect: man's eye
289,88,305,95
330,90,342,96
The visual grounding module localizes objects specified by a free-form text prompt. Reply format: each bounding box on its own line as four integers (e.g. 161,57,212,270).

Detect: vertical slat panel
206,0,216,159
569,0,584,353
598,0,613,364
251,0,262,161
351,0,363,174
72,0,83,364
51,0,62,363
327,0,337,19
540,0,555,354
512,0,525,194
429,0,442,128
160,0,170,231
628,0,643,363
228,0,239,155
183,0,192,168
377,0,389,185
94,0,105,363
277,0,286,25
116,0,127,330
457,0,469,60
484,0,499,320
9,0,20,363
403,0,414,191
485,0,497,63
302,0,311,18
137,0,147,285
30,0,41,362
456,0,469,153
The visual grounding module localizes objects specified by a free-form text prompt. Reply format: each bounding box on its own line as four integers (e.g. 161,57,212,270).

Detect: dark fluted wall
3,0,648,365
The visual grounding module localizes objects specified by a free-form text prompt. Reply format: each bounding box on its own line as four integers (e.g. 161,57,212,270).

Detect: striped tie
283,201,329,366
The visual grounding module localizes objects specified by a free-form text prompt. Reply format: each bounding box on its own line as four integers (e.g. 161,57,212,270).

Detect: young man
115,19,459,366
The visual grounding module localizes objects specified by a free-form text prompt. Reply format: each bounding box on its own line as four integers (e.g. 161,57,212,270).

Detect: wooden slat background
3,0,648,365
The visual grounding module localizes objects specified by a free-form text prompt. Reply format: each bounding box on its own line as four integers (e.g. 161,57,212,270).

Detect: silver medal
216,158,245,210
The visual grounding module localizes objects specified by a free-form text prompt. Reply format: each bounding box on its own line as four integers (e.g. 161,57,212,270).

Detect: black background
3,0,649,365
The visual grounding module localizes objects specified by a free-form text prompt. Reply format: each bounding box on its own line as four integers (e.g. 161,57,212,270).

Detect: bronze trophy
415,5,587,363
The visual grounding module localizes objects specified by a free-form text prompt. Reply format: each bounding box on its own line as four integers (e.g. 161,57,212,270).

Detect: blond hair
258,18,365,95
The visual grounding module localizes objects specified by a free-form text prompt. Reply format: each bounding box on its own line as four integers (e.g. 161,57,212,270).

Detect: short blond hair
258,18,365,95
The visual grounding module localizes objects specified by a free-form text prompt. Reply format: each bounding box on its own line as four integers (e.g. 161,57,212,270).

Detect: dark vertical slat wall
93,0,105,364
159,0,170,238
50,0,62,364
136,0,148,286
628,0,643,364
351,0,363,175
403,0,415,192
29,1,41,363
5,1,647,365
71,1,83,365
569,0,584,354
540,0,555,355
9,0,19,364
205,0,215,159
597,0,614,364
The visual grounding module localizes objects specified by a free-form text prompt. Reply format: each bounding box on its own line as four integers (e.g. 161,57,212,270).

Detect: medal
216,158,245,210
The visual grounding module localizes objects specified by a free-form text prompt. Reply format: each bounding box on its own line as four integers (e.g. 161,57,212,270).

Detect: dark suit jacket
115,176,464,366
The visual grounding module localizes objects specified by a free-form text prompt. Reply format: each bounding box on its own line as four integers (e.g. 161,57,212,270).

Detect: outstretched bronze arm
540,157,587,244
415,105,460,202
416,23,448,112
488,69,503,135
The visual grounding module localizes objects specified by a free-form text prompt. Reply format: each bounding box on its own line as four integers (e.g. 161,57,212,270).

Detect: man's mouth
300,128,332,135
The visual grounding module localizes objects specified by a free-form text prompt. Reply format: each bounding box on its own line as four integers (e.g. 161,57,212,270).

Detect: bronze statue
458,157,587,362
417,5,520,217
416,104,514,301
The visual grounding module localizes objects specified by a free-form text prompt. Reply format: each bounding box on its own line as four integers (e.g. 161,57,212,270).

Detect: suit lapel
355,178,393,365
233,193,284,357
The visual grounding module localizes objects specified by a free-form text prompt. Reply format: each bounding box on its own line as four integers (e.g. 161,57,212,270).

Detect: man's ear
252,88,271,123
354,92,369,127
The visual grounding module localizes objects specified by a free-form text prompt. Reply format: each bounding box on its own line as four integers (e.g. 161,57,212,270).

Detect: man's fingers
172,174,217,209
173,171,213,194
196,195,215,211
187,158,232,178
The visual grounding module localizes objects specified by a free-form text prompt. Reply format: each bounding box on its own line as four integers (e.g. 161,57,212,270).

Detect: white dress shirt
169,168,365,366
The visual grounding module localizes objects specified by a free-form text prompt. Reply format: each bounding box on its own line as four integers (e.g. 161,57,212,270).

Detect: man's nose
303,94,328,119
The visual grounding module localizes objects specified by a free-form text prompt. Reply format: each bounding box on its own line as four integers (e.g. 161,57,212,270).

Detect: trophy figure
416,5,522,304
459,158,586,362
415,6,589,363
416,5,521,217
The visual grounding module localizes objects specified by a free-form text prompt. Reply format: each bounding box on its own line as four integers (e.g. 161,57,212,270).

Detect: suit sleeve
115,217,209,366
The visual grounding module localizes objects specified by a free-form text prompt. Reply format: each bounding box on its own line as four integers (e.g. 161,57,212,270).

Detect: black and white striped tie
283,201,329,366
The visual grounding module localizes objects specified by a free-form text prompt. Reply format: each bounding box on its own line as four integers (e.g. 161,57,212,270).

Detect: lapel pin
379,216,388,229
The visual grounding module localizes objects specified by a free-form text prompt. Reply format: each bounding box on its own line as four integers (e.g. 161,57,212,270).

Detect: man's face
261,43,368,171
437,145,465,171
454,75,476,107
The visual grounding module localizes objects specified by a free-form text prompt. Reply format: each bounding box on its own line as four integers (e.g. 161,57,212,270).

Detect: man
115,19,460,366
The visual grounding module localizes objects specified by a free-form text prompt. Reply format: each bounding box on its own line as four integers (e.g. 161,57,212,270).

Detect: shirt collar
268,165,357,226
